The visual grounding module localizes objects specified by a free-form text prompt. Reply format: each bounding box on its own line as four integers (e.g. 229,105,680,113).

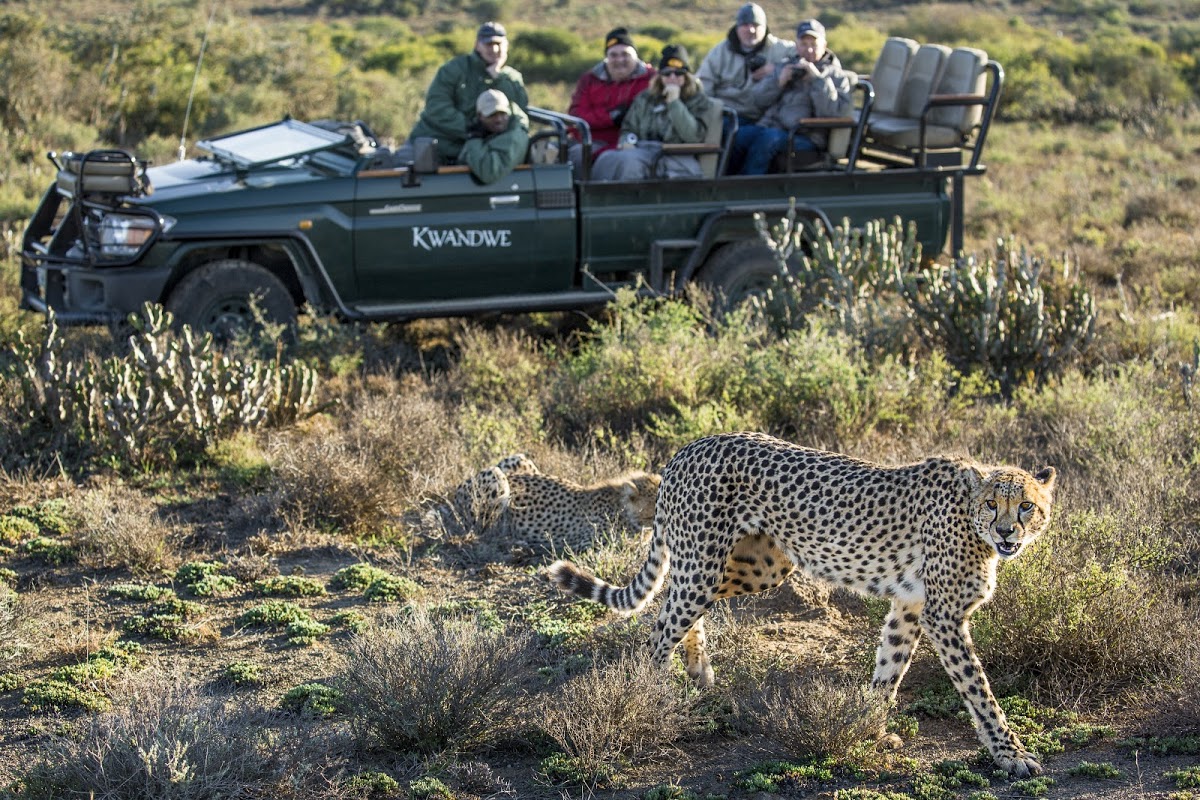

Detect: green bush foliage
238,600,313,628
281,682,344,717
899,239,1097,397
330,562,391,592
363,574,423,603
252,575,327,598
757,213,1097,399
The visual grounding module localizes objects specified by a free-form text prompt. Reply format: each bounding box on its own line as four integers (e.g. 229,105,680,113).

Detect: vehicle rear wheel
696,240,787,309
165,259,297,343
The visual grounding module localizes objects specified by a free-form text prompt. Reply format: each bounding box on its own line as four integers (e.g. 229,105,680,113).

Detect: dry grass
0,586,25,665
737,671,890,760
537,651,694,783
22,670,286,799
340,608,535,754
72,483,179,575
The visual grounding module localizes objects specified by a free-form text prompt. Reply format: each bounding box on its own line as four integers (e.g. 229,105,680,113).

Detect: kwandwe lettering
411,227,512,251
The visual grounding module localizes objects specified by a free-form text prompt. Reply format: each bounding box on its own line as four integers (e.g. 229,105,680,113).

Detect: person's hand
663,83,681,103
751,62,775,81
778,63,796,86
485,60,505,77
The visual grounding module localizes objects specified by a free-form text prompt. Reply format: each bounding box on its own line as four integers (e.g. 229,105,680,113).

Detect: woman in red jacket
567,28,656,177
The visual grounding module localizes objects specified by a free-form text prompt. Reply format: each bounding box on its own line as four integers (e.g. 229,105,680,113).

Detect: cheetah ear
631,473,661,495
1034,466,1057,491
959,464,985,494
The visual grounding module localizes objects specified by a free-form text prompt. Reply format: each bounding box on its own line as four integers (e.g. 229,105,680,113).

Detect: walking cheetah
547,432,1057,777
453,455,661,555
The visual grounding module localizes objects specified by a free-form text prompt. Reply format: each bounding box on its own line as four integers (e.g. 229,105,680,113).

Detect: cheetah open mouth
995,540,1021,558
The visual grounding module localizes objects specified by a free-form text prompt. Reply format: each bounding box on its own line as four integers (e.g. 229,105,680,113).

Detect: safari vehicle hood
135,118,361,206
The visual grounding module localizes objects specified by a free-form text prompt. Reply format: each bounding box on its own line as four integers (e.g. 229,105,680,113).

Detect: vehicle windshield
196,119,349,169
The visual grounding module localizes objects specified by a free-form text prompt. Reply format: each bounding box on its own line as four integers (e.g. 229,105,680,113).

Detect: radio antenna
179,1,219,161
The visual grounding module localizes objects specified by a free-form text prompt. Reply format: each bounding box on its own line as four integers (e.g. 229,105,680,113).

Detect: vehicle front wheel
165,259,297,343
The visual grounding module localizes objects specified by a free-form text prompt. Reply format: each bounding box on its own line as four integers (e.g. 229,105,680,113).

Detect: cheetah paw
995,751,1043,778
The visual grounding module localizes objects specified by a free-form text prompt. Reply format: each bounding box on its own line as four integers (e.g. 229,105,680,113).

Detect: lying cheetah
454,455,661,556
547,432,1057,777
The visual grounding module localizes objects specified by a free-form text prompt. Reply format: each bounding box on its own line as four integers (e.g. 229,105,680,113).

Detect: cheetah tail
545,526,668,615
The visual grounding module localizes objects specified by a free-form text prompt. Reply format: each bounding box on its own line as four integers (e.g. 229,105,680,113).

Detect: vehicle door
351,164,571,303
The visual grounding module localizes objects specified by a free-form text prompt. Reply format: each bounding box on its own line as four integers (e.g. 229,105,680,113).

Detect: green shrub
124,596,207,642
332,610,370,634
222,660,265,687
330,562,391,592
21,536,74,565
185,574,239,598
345,770,401,797
10,499,74,536
0,515,39,546
285,618,331,646
253,575,327,598
281,682,344,717
363,574,423,603
1070,761,1121,778
1167,766,1200,789
408,775,454,799
108,583,171,602
238,600,312,628
21,645,139,712
22,678,112,713
974,507,1195,701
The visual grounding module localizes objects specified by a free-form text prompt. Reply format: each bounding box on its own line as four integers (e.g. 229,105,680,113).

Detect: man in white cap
696,2,794,135
458,89,530,183
408,21,528,165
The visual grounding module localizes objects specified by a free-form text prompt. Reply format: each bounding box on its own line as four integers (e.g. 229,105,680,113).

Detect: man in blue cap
732,17,852,173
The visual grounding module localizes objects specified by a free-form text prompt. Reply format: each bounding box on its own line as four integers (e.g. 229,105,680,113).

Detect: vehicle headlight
97,213,166,257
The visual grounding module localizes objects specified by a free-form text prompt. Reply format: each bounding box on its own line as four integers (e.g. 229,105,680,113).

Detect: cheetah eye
985,500,997,510
1019,501,1034,512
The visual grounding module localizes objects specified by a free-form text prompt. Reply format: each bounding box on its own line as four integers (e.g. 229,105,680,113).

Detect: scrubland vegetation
1,0,1200,797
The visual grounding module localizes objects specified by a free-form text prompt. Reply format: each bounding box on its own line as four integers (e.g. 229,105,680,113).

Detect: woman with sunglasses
591,45,715,181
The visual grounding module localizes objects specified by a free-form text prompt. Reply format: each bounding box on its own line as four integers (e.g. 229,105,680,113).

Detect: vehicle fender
673,203,835,292
160,234,348,315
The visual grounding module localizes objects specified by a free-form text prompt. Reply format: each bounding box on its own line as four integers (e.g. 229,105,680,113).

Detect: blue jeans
732,124,816,175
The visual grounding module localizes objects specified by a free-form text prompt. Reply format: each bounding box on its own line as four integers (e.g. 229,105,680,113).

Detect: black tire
165,259,297,343
696,240,786,309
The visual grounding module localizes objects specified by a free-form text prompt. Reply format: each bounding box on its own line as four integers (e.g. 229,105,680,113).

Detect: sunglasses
661,69,688,77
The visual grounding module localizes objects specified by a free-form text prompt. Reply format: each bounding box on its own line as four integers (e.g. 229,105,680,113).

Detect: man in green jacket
458,89,530,184
408,22,528,165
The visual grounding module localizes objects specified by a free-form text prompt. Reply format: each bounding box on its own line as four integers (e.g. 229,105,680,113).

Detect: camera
745,54,767,71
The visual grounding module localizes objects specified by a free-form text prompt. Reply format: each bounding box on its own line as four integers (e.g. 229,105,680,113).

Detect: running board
347,289,647,321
